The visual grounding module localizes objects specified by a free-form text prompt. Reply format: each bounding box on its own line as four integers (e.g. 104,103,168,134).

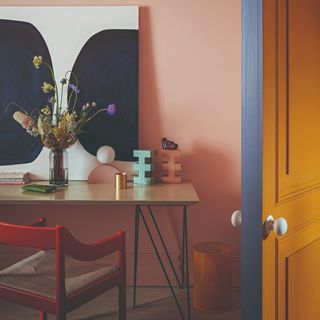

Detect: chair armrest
64,229,126,262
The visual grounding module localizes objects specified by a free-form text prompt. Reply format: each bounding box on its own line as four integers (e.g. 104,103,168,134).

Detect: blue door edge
241,0,263,319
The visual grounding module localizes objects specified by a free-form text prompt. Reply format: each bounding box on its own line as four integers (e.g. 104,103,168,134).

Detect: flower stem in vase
49,148,68,185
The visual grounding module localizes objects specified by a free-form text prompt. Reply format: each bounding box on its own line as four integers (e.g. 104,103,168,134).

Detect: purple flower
106,103,117,115
69,83,80,94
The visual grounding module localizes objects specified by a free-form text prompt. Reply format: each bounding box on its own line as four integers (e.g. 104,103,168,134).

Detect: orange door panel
263,0,320,319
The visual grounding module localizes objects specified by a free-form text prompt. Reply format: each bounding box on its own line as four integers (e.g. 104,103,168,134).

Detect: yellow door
263,0,320,319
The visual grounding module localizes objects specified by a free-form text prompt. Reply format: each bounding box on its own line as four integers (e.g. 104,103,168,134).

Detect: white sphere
97,146,115,164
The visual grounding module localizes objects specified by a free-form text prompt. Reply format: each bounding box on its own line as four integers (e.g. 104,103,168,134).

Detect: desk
0,181,199,320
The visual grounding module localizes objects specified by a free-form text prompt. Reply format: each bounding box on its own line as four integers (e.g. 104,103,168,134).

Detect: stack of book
0,172,31,185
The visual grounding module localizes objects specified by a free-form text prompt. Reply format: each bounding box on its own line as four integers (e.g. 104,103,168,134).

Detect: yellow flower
42,82,55,93
59,113,68,130
52,127,66,141
66,112,77,123
37,117,45,136
41,106,51,115
33,56,43,69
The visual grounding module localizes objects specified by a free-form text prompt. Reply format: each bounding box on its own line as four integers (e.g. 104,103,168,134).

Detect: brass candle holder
114,172,127,190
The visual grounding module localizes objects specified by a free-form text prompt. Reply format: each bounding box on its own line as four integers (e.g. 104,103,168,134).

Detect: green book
22,184,58,193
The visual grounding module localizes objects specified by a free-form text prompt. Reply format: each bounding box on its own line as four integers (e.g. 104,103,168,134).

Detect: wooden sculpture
160,149,182,184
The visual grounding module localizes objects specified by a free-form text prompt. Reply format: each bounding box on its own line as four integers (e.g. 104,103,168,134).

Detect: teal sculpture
133,149,157,185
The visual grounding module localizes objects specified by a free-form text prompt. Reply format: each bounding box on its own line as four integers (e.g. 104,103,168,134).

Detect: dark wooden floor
0,287,240,320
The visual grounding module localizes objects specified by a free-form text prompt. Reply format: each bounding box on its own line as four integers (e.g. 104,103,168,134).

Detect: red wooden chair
0,217,126,320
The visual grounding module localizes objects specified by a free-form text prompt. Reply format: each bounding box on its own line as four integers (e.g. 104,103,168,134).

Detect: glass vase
49,148,68,185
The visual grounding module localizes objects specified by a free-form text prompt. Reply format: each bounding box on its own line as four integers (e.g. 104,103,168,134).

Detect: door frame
241,0,263,319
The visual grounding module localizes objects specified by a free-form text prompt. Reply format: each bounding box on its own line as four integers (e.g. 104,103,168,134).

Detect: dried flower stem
43,62,59,123
64,70,79,112
5,102,29,115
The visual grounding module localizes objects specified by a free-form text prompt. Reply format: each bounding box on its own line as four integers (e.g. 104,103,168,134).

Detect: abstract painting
0,6,139,179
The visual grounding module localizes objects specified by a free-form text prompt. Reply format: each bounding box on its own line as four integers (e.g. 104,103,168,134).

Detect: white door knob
264,215,288,236
231,210,242,228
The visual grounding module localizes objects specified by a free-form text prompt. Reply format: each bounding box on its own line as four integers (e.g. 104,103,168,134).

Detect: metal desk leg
133,205,140,308
138,206,185,320
181,209,186,289
183,206,191,320
147,206,182,288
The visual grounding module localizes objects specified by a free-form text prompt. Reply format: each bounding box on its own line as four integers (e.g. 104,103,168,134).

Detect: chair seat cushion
0,250,118,298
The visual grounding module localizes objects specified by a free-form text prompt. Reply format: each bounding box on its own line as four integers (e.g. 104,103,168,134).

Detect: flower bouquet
9,56,116,185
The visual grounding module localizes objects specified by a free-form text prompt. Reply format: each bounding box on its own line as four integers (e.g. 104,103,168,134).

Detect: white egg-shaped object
97,146,116,164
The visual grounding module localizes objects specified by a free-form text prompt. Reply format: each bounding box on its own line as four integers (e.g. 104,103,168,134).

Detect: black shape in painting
0,20,53,165
70,29,139,161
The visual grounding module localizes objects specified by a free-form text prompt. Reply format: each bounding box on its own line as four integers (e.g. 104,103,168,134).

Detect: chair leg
40,311,47,320
119,282,126,320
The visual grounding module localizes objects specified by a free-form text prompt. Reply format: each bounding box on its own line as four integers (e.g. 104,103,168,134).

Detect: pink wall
0,0,241,285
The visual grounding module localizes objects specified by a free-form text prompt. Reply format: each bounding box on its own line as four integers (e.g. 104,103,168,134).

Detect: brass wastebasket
193,242,232,312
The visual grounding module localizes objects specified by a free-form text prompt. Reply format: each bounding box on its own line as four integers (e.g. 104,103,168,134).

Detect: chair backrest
0,220,125,260
64,228,125,261
0,221,56,249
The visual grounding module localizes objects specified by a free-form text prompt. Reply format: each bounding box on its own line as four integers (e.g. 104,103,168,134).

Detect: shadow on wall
138,6,162,149
141,143,241,285
183,143,241,254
